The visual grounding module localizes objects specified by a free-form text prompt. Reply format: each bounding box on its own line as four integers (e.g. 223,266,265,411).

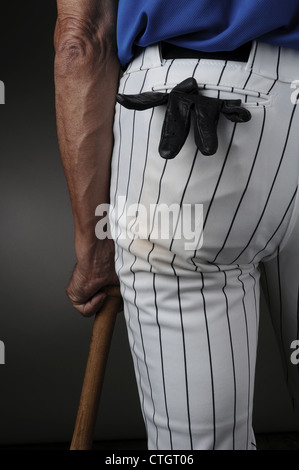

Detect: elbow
55,36,88,71
54,17,106,77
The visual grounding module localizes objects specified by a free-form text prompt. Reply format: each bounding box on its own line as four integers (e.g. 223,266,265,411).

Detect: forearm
54,0,120,261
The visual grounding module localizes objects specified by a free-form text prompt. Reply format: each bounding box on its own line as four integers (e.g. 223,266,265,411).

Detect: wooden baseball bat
70,285,122,450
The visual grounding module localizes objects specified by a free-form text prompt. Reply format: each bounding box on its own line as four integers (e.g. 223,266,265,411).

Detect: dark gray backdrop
0,1,298,446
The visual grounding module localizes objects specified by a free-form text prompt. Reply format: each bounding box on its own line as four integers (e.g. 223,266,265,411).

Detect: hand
66,238,120,317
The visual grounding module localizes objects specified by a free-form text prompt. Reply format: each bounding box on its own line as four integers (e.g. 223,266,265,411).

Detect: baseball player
54,0,299,450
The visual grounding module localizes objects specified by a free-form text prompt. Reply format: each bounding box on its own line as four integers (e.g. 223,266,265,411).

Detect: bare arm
54,0,120,316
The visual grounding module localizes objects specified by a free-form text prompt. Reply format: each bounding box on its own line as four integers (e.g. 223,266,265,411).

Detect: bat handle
70,286,122,450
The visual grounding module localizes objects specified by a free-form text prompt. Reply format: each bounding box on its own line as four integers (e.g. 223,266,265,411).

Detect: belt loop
245,41,258,73
125,44,164,74
142,43,164,69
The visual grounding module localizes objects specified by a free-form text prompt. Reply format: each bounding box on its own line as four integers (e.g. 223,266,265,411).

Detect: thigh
119,261,259,450
261,207,299,404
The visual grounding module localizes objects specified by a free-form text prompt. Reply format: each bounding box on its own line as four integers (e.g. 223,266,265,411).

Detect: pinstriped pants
109,41,299,450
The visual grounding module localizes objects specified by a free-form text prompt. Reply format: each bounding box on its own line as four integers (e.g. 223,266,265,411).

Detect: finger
116,92,168,110
159,94,192,159
172,76,199,95
72,291,108,318
221,100,252,122
193,99,221,156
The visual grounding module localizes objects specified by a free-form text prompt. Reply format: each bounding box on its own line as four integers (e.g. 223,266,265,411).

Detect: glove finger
221,100,252,122
171,77,199,95
193,100,221,156
159,94,192,159
116,92,168,110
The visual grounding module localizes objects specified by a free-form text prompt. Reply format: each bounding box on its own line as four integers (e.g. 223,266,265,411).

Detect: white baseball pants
109,41,299,450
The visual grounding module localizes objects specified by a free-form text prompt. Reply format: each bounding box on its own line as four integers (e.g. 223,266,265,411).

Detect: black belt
161,41,252,62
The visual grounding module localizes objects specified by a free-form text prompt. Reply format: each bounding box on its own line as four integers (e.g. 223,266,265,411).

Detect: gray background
0,1,298,447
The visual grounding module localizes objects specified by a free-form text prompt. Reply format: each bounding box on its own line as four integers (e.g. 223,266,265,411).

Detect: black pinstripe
249,187,298,264
249,270,259,336
237,267,251,449
192,122,238,268
147,160,168,270
201,130,237,232
177,276,193,449
169,148,198,254
200,271,216,449
217,60,227,98
128,108,158,442
112,73,130,209
191,59,201,78
212,106,266,263
221,268,237,449
277,247,290,385
164,59,175,86
231,101,299,264
267,47,281,95
243,41,258,93
153,272,173,449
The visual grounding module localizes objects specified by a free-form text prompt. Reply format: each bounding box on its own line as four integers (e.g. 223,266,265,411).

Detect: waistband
124,41,299,83
160,41,252,62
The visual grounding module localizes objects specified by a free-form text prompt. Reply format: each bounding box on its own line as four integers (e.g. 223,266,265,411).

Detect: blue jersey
117,0,299,67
